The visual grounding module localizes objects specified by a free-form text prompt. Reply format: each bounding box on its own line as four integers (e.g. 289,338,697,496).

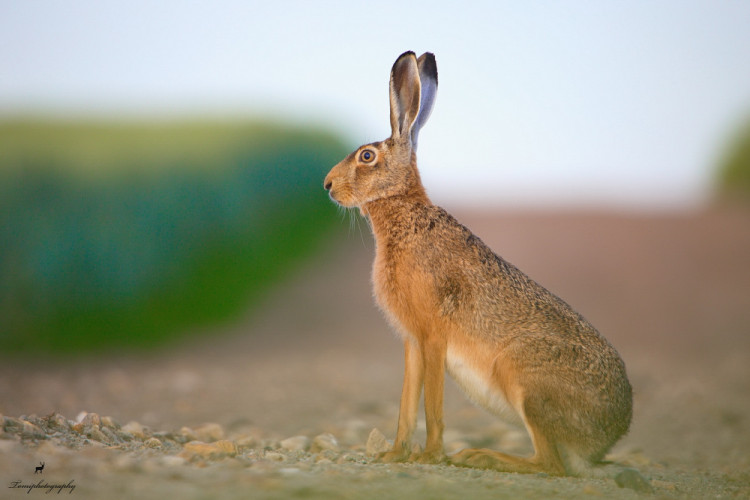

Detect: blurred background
2,4,750,491
1,0,749,353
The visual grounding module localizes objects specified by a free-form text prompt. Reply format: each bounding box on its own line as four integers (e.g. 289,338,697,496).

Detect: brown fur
324,51,632,476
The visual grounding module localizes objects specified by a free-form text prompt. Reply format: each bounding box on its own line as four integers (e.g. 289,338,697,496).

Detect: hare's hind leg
451,419,566,475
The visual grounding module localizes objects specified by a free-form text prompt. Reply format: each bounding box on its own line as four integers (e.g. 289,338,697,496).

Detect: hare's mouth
324,181,358,208
327,189,357,208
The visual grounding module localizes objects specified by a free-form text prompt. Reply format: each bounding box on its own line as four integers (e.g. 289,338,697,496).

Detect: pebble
101,416,120,430
116,429,135,442
47,413,73,431
336,452,366,465
0,411,685,498
180,422,225,443
24,420,46,439
310,433,340,453
144,437,163,449
4,417,47,439
122,421,148,440
73,412,102,433
264,452,286,462
181,440,238,460
316,449,340,462
235,435,259,451
366,428,391,456
615,467,654,493
87,427,110,444
280,435,310,452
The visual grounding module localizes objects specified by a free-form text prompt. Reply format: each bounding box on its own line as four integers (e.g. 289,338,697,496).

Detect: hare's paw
450,448,501,469
378,447,411,463
415,449,447,465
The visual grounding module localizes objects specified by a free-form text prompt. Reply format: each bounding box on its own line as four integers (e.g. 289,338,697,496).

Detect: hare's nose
324,180,333,191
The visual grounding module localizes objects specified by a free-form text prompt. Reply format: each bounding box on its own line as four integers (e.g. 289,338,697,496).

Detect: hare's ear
389,51,422,144
412,52,438,150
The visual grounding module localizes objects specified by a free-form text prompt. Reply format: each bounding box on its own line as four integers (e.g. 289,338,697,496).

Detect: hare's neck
363,191,431,245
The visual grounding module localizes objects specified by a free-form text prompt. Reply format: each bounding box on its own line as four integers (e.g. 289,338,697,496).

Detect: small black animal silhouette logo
34,462,45,474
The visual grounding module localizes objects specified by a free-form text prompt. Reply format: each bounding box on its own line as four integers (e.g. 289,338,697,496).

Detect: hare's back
421,206,622,358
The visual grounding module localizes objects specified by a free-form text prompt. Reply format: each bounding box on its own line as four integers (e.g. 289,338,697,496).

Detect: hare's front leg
380,339,423,463
419,337,447,464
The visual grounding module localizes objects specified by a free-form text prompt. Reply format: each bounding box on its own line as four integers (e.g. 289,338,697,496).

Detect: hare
323,51,632,476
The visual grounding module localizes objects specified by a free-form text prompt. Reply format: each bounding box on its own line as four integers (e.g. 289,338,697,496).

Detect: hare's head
324,51,437,209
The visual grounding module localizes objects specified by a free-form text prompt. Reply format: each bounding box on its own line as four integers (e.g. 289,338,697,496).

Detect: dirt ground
1,202,749,499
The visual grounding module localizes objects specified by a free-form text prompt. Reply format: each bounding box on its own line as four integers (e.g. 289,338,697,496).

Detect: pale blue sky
2,1,750,209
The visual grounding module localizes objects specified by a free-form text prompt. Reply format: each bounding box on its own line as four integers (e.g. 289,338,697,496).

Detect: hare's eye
359,149,375,163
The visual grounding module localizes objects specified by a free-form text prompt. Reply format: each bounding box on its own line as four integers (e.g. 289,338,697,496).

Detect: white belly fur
445,347,522,425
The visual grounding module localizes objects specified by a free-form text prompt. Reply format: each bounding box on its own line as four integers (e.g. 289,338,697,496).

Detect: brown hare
324,51,632,476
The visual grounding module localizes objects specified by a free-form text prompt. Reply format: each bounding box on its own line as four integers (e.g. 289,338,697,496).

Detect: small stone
46,413,72,431
280,436,310,452
3,416,23,433
122,421,148,440
179,426,197,441
179,423,225,443
180,440,237,460
4,417,47,439
116,430,134,442
316,449,340,462
262,439,281,451
366,428,391,456
100,416,120,430
264,452,286,462
73,412,101,432
87,427,110,444
235,435,259,451
310,433,340,453
192,423,225,442
337,452,365,464
615,468,653,493
100,427,119,443
144,437,162,449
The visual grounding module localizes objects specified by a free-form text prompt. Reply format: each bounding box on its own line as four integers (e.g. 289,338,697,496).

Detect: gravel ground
2,203,750,499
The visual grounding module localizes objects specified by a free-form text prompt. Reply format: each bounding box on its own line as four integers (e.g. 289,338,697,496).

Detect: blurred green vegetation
0,118,348,354
717,115,750,196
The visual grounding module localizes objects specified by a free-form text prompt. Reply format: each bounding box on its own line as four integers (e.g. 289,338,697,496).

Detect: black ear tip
418,52,438,82
397,50,417,60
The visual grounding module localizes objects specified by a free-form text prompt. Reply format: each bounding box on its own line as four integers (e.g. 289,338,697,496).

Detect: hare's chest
371,250,437,336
